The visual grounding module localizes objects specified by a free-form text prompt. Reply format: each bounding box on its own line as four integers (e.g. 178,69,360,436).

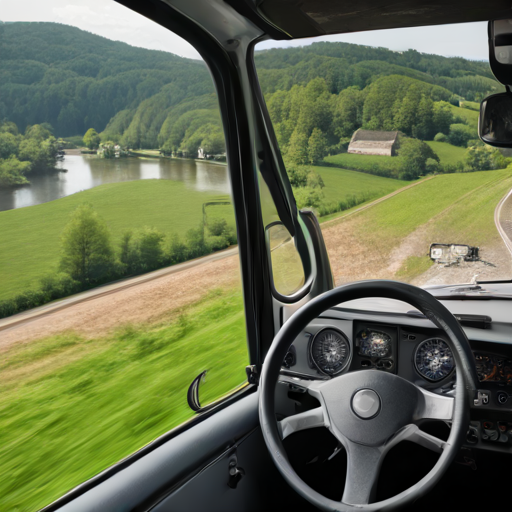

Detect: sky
0,0,490,62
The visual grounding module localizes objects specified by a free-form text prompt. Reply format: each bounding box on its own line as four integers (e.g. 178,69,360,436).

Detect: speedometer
310,328,350,375
414,338,455,382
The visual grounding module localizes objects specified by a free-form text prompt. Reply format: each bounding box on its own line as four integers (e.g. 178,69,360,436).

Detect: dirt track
0,251,240,351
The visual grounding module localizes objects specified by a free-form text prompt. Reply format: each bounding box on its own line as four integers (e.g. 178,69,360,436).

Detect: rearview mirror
479,92,512,147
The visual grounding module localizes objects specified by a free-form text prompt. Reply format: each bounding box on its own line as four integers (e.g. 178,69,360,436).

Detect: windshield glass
255,23,512,287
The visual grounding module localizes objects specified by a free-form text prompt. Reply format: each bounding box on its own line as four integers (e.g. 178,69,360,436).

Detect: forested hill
0,22,503,154
0,22,213,139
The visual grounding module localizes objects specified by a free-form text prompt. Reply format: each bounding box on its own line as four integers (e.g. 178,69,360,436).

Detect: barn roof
351,130,398,142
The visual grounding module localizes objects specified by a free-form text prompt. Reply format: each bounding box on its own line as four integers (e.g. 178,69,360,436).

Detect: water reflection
0,156,230,212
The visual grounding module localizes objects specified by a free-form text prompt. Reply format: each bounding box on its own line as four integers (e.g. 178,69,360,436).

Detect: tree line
0,203,237,319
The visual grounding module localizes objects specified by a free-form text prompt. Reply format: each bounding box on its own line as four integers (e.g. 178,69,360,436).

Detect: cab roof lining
250,0,512,39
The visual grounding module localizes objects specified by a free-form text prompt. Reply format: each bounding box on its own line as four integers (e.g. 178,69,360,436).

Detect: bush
293,186,324,209
425,158,441,174
448,123,477,147
208,218,228,237
434,132,448,142
40,273,80,300
168,233,188,264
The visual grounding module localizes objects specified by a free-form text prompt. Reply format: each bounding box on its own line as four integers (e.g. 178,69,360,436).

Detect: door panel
55,392,260,511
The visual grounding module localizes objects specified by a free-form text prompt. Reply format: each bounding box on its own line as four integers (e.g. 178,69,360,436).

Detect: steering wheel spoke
390,423,446,453
415,386,454,421
279,406,327,440
342,440,384,505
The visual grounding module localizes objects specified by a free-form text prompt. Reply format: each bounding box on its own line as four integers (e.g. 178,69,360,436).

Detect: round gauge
356,329,391,358
414,338,455,382
310,329,350,375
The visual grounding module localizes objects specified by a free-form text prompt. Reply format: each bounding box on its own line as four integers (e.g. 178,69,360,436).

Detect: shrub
168,233,188,264
208,218,228,237
434,132,448,142
39,273,80,300
448,123,476,147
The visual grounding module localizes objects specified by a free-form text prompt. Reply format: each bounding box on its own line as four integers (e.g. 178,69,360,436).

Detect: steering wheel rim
259,280,479,511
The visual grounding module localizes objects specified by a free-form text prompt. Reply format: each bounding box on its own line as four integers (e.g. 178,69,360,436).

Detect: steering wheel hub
352,389,380,419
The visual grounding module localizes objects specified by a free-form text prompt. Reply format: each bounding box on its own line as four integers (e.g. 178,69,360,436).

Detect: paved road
495,188,512,256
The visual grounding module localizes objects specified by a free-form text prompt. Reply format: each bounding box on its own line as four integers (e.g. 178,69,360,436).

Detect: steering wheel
259,280,479,511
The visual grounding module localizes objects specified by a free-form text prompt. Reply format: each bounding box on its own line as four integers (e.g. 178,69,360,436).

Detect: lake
0,155,231,212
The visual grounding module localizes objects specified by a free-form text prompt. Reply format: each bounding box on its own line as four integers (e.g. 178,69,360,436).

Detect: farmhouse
348,129,399,156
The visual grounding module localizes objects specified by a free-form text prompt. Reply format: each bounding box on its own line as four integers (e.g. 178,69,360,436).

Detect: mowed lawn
0,180,234,301
0,288,248,512
426,141,466,165
323,152,403,175
312,165,408,203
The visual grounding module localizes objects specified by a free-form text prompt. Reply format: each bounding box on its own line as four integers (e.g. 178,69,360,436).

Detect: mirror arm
187,370,208,412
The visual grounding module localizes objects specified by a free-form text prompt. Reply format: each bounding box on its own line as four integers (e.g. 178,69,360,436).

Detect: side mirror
480,20,512,147
479,92,512,147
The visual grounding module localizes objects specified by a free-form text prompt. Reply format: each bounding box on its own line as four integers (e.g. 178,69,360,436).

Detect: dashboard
277,287,512,454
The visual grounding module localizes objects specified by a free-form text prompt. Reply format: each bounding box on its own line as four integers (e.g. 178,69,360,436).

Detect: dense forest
0,22,505,172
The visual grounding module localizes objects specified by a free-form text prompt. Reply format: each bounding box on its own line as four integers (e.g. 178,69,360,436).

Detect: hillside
0,22,503,158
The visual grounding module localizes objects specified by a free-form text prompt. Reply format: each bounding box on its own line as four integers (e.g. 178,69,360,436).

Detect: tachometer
356,329,391,358
414,338,455,382
310,328,350,375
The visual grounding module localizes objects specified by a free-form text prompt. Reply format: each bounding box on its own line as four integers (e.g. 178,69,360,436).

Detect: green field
425,141,466,165
0,288,248,511
0,180,234,301
312,165,408,203
323,152,403,176
448,103,479,127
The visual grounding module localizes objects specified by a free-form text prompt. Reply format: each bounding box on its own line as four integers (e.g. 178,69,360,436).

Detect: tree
59,204,114,286
432,101,453,135
83,128,101,149
307,128,327,164
0,157,31,186
398,138,439,180
137,227,165,271
0,132,19,159
287,129,309,165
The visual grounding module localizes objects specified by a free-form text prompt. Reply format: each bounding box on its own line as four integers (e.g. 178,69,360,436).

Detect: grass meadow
0,288,248,511
0,180,234,301
448,103,479,127
312,165,408,203
323,152,403,176
425,141,466,165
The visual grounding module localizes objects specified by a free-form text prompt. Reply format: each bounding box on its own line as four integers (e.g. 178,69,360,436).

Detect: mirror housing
479,92,512,147
489,20,512,85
